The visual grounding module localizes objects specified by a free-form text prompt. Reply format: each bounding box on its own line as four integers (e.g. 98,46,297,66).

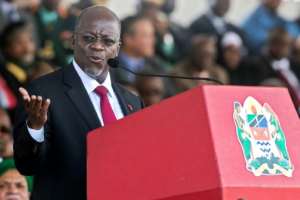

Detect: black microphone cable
108,58,224,85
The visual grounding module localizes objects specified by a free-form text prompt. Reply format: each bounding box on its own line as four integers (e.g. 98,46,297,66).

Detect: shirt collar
271,58,290,71
72,59,114,97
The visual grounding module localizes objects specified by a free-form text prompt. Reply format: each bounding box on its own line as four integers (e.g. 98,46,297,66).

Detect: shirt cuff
26,123,45,143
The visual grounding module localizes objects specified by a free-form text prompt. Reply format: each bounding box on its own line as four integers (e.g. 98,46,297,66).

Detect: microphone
108,58,224,85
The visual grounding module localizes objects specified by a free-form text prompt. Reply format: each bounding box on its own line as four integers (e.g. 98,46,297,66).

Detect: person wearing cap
0,158,32,200
219,32,246,84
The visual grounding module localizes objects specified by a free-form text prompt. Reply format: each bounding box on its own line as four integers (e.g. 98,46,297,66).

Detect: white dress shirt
28,60,124,143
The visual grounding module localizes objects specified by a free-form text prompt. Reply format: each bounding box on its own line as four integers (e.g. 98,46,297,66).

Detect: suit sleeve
13,83,52,176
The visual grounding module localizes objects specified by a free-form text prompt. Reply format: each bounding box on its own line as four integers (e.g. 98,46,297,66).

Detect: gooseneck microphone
107,58,224,85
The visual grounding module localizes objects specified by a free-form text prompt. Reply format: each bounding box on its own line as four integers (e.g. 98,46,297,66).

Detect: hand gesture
19,87,51,130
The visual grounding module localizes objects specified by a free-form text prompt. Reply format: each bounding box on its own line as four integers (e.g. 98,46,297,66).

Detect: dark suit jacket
189,14,245,38
189,13,248,63
13,64,144,200
238,55,300,85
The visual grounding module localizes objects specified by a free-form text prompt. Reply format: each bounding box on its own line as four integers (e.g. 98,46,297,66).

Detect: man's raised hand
19,87,51,130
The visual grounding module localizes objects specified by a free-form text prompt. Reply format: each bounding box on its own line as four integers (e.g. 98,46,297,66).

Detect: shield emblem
233,97,293,177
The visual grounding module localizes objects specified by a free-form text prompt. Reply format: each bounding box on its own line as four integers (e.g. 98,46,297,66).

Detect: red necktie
94,86,117,125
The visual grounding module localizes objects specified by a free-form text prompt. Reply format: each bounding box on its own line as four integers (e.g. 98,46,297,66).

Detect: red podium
87,86,300,200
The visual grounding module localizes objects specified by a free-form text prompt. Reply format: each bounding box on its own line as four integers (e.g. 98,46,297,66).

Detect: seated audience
111,15,167,87
241,27,300,111
170,35,229,94
189,0,246,55
242,0,300,55
138,0,190,64
0,20,36,94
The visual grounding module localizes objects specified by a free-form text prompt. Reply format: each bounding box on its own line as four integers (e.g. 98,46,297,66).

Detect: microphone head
107,57,119,68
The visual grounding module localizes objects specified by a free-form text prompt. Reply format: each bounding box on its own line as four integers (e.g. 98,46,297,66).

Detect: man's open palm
19,87,51,130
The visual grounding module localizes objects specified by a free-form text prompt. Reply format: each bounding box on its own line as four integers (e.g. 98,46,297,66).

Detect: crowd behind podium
0,0,299,198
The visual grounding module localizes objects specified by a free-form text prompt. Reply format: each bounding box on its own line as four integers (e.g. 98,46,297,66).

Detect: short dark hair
120,15,150,43
0,20,30,49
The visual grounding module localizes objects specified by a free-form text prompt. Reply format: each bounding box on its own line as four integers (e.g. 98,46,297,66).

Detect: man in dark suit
189,0,243,37
111,15,166,86
13,6,144,200
189,0,247,64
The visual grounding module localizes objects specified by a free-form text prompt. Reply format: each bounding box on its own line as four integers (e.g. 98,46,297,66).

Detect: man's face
5,31,36,65
73,17,120,81
193,41,216,68
127,19,155,58
0,170,29,200
213,0,230,17
269,36,291,59
223,45,241,70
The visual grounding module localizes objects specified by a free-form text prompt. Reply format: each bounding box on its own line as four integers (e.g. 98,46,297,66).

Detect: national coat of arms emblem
233,97,293,177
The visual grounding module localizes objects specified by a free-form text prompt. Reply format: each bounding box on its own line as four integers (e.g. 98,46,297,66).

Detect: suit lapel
112,83,137,116
63,64,101,130
112,83,130,116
